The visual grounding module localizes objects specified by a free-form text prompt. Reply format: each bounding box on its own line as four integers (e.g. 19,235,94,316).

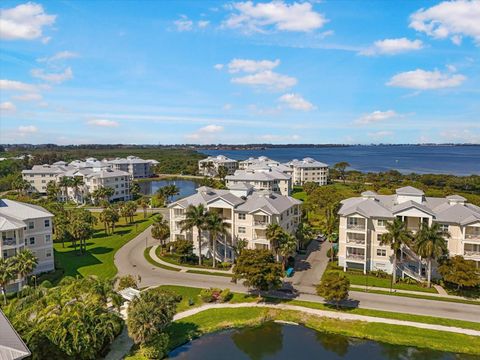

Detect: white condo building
0,199,54,292
107,156,157,178
225,167,292,196
337,186,480,279
198,155,238,177
168,186,301,261
239,156,280,170
284,158,329,186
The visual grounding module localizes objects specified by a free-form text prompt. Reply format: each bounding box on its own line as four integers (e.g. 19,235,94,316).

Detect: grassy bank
54,213,156,279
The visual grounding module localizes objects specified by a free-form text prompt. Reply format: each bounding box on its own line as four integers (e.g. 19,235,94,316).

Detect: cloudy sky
1,0,479,144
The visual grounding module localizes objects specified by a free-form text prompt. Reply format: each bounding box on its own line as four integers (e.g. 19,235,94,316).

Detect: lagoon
138,179,198,201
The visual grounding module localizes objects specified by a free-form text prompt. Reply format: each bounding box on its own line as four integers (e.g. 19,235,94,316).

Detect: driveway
287,239,330,288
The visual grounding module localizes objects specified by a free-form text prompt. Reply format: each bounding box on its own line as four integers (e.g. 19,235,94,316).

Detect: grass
291,186,307,201
144,247,181,272
156,248,232,271
53,213,156,279
186,269,233,277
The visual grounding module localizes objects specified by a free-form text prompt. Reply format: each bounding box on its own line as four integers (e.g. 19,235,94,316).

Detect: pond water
168,322,473,360
138,179,198,201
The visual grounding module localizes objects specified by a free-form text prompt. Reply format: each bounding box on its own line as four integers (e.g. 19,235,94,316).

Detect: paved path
173,302,480,337
287,239,330,288
104,327,133,360
114,225,480,323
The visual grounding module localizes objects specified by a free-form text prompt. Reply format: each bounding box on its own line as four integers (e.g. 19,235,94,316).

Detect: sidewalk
149,245,233,274
173,302,480,337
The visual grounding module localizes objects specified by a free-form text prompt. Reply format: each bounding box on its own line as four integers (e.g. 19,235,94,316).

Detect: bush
219,288,233,303
117,275,138,290
199,287,222,303
326,247,338,259
217,262,232,269
39,280,53,288
370,270,389,279
140,333,169,360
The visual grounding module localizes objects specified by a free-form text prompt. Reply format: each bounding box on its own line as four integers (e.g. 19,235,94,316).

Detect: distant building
0,199,54,293
226,167,292,196
169,186,301,260
337,186,480,278
22,164,74,193
107,156,157,178
238,156,279,170
284,157,329,186
198,155,238,177
0,309,30,360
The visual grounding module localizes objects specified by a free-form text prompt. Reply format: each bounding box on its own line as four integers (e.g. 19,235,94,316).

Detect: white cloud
0,101,16,112
410,0,480,45
227,58,280,73
18,125,38,134
356,110,398,125
368,131,393,139
0,2,56,41
387,69,466,90
198,20,210,28
37,51,78,63
440,128,480,143
87,119,119,127
174,15,194,31
223,1,327,33
359,38,423,56
258,134,300,142
278,93,315,111
12,93,42,101
223,103,233,110
31,67,73,84
0,79,38,92
185,124,224,142
232,70,297,91
214,64,224,70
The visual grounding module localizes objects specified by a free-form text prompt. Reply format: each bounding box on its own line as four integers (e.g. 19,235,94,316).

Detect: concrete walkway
149,245,233,274
104,327,133,360
173,302,480,337
287,239,330,288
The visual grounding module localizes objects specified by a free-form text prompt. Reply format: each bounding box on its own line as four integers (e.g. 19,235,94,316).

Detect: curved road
115,223,480,323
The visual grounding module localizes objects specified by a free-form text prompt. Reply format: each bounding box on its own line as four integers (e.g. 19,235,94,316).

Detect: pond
138,179,198,201
168,322,473,360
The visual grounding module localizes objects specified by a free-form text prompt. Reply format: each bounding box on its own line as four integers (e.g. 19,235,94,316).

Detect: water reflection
232,322,283,360
138,179,198,200
315,331,350,356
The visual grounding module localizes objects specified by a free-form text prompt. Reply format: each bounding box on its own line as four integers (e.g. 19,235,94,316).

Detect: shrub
199,287,223,303
140,333,169,360
219,288,233,303
39,280,53,288
217,262,232,269
370,270,389,279
117,275,138,290
326,247,338,260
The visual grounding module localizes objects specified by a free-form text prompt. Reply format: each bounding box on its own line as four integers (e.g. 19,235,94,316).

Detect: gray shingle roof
396,186,425,196
226,168,291,182
0,309,30,360
284,157,328,168
0,199,53,220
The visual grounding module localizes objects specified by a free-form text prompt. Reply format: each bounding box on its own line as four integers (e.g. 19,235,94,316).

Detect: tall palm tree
217,166,228,182
278,233,297,271
15,249,38,286
151,215,170,249
321,204,339,262
266,223,284,261
179,204,207,265
138,198,149,218
205,212,229,267
46,180,61,202
380,218,413,284
0,257,16,304
58,176,72,202
71,176,85,204
414,223,450,287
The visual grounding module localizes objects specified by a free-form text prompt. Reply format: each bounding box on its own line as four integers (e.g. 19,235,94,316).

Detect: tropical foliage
438,256,480,290
317,271,350,308
233,249,282,292
151,214,170,248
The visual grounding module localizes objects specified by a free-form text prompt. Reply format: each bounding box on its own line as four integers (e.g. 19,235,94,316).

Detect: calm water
169,322,473,360
138,179,198,200
201,145,480,176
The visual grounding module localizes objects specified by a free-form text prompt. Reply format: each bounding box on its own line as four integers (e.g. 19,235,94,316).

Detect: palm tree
321,204,339,262
278,233,297,271
217,166,228,182
138,198,149,218
179,204,207,265
266,223,284,261
380,218,413,284
414,223,450,287
205,212,229,268
46,180,61,202
58,176,72,202
71,176,85,204
15,249,38,286
151,215,170,249
0,257,16,304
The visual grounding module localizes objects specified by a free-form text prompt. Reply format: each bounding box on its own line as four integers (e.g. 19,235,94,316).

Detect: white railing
465,234,480,240
2,238,17,246
398,262,425,282
347,224,365,231
464,251,480,257
254,220,268,226
346,238,365,245
346,253,365,261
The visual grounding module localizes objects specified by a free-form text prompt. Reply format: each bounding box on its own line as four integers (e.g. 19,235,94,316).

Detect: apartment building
238,156,279,170
22,163,74,193
337,186,480,278
284,157,329,186
107,156,157,178
0,199,54,292
225,167,292,196
168,186,301,261
198,155,238,177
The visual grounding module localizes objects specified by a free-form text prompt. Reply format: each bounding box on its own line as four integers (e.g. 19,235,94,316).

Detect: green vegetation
144,247,181,272
186,269,233,277
439,256,480,292
233,249,282,291
54,212,155,279
0,249,37,304
317,271,350,308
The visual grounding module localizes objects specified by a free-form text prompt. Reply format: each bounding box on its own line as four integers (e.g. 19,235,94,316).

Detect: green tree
138,198,149,218
127,289,180,344
333,162,350,183
180,204,208,265
205,212,229,267
69,209,96,253
233,249,282,292
151,214,170,248
171,239,194,262
46,180,60,202
266,223,284,261
278,233,297,271
317,272,350,309
380,218,413,284
58,176,72,201
217,165,228,182
320,204,339,262
130,181,141,199
0,257,16,304
414,223,449,287
438,256,480,290
296,222,315,250
117,275,138,290
70,176,85,204
15,249,38,285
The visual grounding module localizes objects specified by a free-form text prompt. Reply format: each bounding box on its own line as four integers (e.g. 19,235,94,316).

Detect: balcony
2,238,17,247
464,251,480,258
253,220,268,228
465,233,480,240
346,238,365,245
346,253,365,261
347,224,365,231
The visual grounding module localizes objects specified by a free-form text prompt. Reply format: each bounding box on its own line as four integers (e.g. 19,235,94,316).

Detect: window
347,217,358,226
439,224,449,232
377,219,386,227
45,234,51,243
238,226,246,234
46,251,52,257
44,219,50,228
29,237,35,245
376,249,386,257
238,213,246,220
28,221,34,229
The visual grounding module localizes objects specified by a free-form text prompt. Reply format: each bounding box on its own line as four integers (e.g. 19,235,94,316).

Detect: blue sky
0,0,479,144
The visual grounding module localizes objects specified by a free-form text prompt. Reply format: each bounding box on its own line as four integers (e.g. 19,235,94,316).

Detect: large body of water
201,145,480,176
138,179,198,201
169,322,470,359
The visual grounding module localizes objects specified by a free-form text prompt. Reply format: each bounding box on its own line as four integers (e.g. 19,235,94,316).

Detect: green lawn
156,248,232,271
144,247,181,272
291,186,307,201
54,213,156,279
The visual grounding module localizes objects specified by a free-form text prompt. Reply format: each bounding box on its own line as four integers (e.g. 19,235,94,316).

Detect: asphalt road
115,222,480,323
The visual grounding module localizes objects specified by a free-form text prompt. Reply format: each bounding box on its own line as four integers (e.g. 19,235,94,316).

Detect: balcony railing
254,220,268,227
464,251,480,257
346,253,365,261
346,238,365,245
2,238,17,246
465,234,480,240
347,224,365,231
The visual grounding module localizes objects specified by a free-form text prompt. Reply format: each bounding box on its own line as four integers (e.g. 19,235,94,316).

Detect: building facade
107,156,157,178
0,199,54,292
284,157,329,186
168,186,301,261
198,155,238,177
337,186,480,278
225,167,292,196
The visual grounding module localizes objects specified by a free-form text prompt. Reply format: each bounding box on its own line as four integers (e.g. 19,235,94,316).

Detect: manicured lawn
144,247,181,272
291,186,307,201
361,289,480,306
54,213,156,279
156,248,232,271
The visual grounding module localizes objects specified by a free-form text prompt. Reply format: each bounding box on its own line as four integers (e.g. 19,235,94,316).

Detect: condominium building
238,156,279,170
198,155,238,177
22,163,74,193
284,157,329,186
107,156,157,178
0,199,54,293
337,186,480,278
168,186,301,260
225,167,292,196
